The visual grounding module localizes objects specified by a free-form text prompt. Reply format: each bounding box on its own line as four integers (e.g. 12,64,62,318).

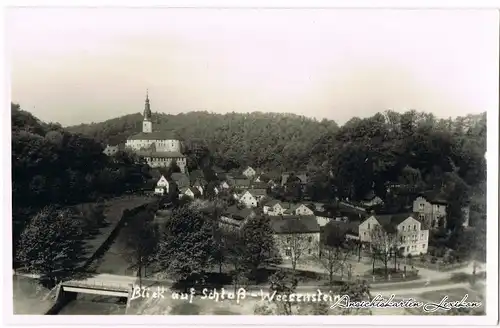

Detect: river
57,206,152,314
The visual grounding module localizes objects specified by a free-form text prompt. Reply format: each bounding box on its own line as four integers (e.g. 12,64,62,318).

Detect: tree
315,222,352,285
123,214,159,286
15,207,87,281
268,270,299,315
156,205,216,286
334,280,373,315
370,225,399,277
240,216,279,278
222,229,250,293
276,218,313,271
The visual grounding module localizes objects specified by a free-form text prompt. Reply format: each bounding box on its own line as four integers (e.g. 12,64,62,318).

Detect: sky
7,8,499,126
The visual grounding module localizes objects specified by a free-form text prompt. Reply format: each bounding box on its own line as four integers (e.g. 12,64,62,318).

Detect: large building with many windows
125,92,187,172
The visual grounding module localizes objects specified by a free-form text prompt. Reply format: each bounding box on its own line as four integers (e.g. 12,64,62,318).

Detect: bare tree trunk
372,256,376,275
358,243,361,262
394,250,397,271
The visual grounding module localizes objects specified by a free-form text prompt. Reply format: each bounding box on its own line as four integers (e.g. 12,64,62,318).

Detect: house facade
271,216,321,261
412,194,447,229
239,191,258,208
359,214,429,256
283,203,314,216
242,166,256,178
263,200,289,216
154,175,170,195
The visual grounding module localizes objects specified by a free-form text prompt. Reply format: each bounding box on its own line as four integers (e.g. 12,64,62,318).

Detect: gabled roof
284,203,309,214
171,173,190,188
234,208,255,220
363,190,379,201
264,199,281,207
251,182,268,189
366,213,417,233
128,130,179,141
418,191,448,205
281,172,308,185
271,215,320,234
233,178,250,187
149,168,163,180
247,188,267,197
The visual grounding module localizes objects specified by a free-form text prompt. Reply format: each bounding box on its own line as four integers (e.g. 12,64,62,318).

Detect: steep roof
271,215,320,234
233,178,250,187
128,130,179,141
149,168,162,180
234,208,255,220
281,172,308,185
171,173,190,188
419,191,448,205
247,188,267,197
367,213,417,234
264,199,281,207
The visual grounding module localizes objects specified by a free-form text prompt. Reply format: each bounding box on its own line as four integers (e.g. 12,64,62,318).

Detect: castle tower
142,90,152,133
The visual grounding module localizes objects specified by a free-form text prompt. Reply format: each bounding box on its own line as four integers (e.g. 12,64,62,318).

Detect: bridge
60,274,138,298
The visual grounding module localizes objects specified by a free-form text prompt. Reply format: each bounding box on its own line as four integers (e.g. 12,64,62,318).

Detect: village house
242,166,257,179
283,203,315,216
271,215,321,261
154,175,170,195
171,172,190,190
358,213,429,256
219,180,230,190
220,206,256,229
103,145,119,156
281,172,308,187
412,192,447,229
263,200,290,216
314,210,348,227
232,176,251,190
361,190,384,207
179,186,202,199
239,189,267,208
192,180,204,195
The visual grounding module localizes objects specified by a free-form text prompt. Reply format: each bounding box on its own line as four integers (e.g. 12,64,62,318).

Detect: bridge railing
63,279,133,292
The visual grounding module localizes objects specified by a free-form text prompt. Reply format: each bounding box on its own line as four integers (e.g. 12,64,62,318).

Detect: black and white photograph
4,3,499,325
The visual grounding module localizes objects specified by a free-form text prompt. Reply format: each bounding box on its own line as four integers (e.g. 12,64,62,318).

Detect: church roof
128,131,179,141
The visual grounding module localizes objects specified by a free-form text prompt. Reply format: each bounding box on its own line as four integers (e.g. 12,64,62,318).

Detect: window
286,237,291,243
308,249,312,255
414,225,417,230
419,203,424,209
421,233,424,239
419,214,425,221
403,236,406,242
364,232,367,237
402,226,405,231
308,237,312,243
422,244,425,249
406,246,410,251
367,223,370,229
285,248,292,257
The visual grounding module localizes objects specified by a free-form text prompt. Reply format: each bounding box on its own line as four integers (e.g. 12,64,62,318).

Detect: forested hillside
11,103,151,248
67,111,340,171
68,109,487,229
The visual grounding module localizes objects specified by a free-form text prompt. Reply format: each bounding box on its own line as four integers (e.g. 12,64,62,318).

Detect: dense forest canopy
66,108,487,228
11,103,152,248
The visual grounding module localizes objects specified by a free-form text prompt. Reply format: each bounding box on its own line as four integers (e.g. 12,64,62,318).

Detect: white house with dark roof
359,213,429,256
179,186,201,199
125,92,186,172
242,166,256,178
412,192,448,229
154,175,170,195
263,200,290,216
271,215,321,260
283,203,314,216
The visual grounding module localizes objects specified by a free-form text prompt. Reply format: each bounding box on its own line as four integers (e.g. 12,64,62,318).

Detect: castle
125,91,187,173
